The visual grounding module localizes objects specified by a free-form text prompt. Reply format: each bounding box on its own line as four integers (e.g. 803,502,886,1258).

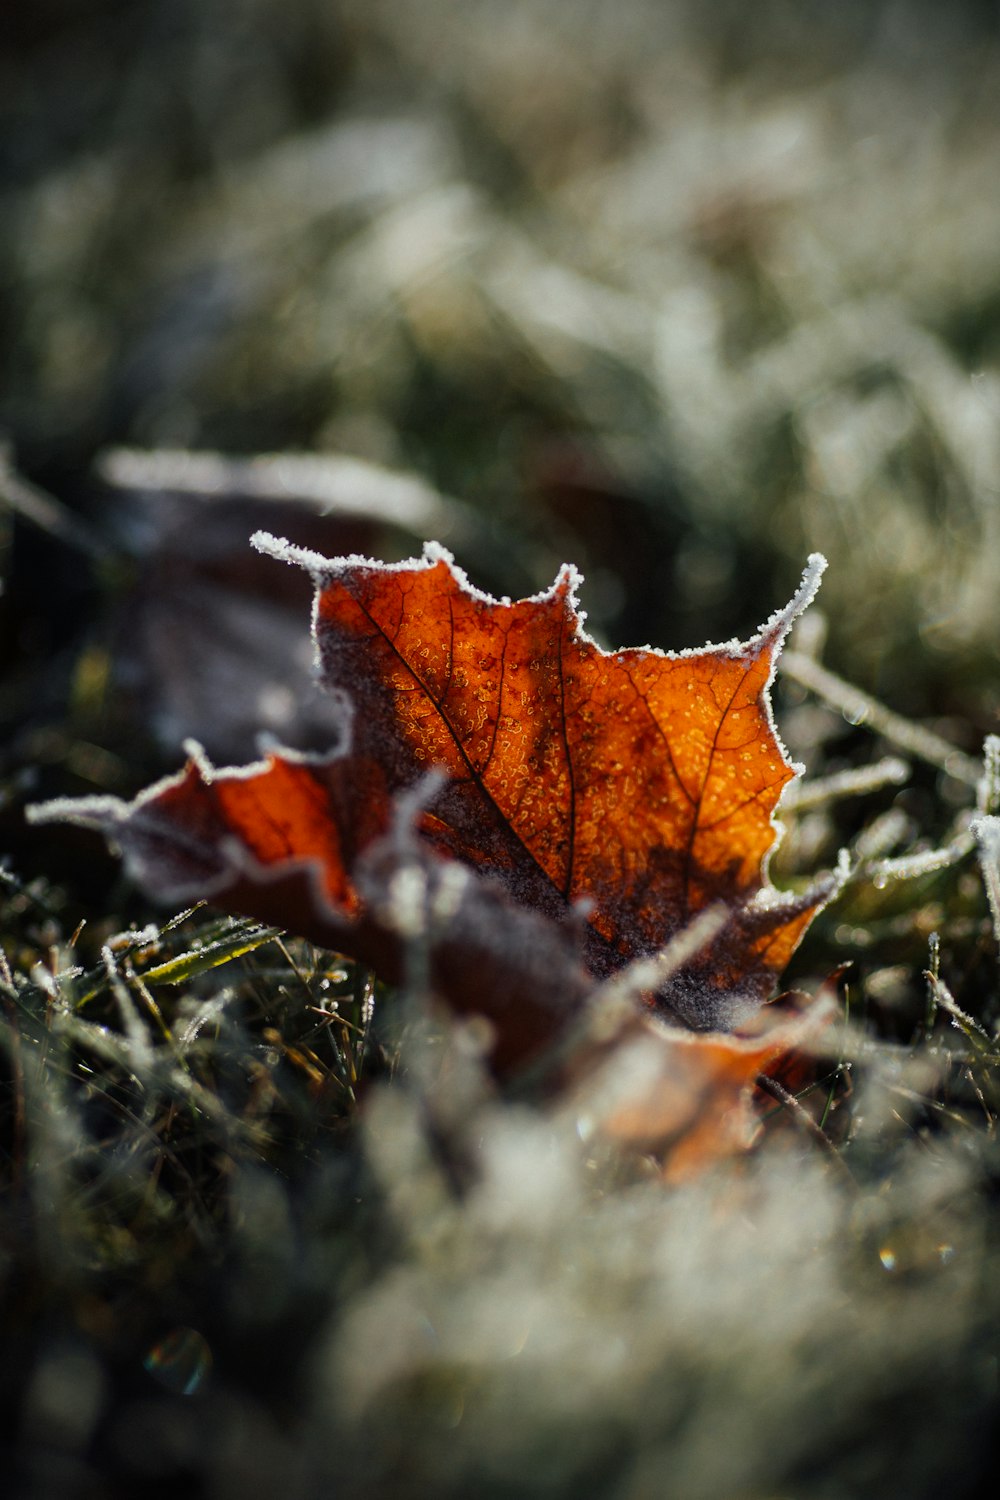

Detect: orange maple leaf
296,537,831,1030
32,539,836,1077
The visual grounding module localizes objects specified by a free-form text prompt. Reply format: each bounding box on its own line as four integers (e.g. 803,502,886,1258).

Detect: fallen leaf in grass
31,539,838,1079
272,534,831,1028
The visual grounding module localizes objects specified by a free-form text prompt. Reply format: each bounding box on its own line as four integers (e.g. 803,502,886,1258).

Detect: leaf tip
758,551,828,651
251,528,332,579
541,560,586,628
420,539,457,570
25,791,130,837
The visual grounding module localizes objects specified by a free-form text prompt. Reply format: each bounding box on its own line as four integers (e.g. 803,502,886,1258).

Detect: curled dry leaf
31,537,838,1126
100,447,472,761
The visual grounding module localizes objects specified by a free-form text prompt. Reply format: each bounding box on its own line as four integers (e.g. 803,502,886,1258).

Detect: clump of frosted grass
305,1053,995,1500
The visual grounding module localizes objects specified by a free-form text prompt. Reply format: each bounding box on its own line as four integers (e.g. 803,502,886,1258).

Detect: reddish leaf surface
33,539,835,1074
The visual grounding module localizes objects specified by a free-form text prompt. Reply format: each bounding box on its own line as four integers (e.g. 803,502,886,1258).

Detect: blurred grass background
5,2,1000,1496
6,0,1000,703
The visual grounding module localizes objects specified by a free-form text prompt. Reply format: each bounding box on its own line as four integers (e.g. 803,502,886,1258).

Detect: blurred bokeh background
6,0,1000,738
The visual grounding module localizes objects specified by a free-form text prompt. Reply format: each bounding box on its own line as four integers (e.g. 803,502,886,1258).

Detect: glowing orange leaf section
271,537,827,1024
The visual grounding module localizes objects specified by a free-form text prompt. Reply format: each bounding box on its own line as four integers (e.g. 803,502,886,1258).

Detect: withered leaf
100,447,471,762
32,538,834,1066
582,1016,821,1185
